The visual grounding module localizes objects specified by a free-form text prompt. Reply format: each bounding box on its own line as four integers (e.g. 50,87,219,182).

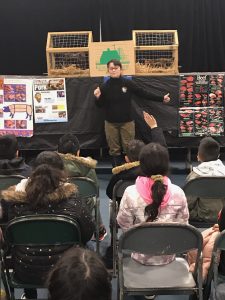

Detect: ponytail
144,177,167,222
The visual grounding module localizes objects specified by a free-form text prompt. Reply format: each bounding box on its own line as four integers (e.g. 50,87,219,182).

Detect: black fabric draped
1,0,225,74
100,0,225,72
0,0,101,75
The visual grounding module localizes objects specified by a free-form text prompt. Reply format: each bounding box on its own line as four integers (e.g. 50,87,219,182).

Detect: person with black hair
94,59,170,167
0,151,95,299
47,247,112,300
0,134,31,177
57,134,107,241
106,112,167,200
58,134,98,185
103,114,167,268
117,143,189,265
186,137,225,181
186,137,225,222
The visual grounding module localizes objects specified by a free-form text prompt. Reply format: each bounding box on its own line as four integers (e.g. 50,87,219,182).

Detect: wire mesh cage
133,30,179,75
46,31,92,77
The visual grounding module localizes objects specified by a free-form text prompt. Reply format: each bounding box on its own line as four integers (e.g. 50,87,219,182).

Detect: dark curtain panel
101,0,225,72
0,0,101,75
17,76,225,150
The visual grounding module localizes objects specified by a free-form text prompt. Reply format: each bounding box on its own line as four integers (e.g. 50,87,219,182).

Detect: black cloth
106,165,140,200
106,127,167,199
95,77,163,123
0,157,31,177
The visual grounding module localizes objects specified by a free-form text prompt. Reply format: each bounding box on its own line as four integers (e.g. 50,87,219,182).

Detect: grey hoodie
186,159,225,181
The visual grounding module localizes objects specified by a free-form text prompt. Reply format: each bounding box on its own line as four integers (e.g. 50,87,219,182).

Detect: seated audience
47,247,112,300
106,112,167,201
58,133,106,240
104,114,167,267
188,207,225,281
0,134,31,177
0,151,95,298
58,133,98,185
186,137,225,222
117,143,189,265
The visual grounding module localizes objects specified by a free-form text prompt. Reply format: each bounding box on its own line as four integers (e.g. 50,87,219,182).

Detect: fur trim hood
1,182,78,204
112,161,140,174
58,153,97,169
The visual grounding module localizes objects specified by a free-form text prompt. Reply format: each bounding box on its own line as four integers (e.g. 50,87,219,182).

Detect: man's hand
143,111,157,129
163,93,170,103
94,87,101,99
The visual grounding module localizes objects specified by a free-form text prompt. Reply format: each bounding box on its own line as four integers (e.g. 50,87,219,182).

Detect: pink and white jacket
117,176,189,265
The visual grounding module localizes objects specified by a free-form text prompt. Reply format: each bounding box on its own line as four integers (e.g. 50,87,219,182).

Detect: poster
179,74,224,137
89,40,135,77
0,78,33,137
33,78,68,123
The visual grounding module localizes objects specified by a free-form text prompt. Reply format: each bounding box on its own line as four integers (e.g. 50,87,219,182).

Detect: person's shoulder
123,184,141,203
169,183,186,201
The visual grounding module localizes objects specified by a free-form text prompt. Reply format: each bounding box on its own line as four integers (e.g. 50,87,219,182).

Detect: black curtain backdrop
101,0,225,73
17,76,225,151
1,0,225,74
0,0,100,75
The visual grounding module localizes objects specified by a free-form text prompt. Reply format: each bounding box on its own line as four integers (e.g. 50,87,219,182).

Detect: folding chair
183,177,225,228
68,176,100,252
111,179,135,276
0,175,25,191
204,230,225,300
0,175,26,233
1,214,81,300
118,223,203,300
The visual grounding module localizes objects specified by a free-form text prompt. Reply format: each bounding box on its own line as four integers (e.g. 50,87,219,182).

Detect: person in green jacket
58,134,98,185
58,133,107,241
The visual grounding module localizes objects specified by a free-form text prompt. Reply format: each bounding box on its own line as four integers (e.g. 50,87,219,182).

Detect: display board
179,74,224,137
33,78,68,123
0,78,33,137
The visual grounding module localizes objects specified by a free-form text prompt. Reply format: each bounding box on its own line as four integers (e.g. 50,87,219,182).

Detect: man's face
108,63,122,78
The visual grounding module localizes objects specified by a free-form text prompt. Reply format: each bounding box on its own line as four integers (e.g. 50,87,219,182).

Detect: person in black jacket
94,59,170,166
0,151,95,299
0,134,31,177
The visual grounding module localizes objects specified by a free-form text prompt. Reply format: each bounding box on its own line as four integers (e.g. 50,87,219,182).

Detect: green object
1,214,81,298
100,48,121,65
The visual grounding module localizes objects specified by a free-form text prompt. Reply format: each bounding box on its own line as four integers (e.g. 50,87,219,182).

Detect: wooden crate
89,40,135,77
133,30,179,75
46,31,92,77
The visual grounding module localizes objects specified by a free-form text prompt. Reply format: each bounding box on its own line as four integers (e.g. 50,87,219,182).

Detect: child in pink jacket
117,143,189,265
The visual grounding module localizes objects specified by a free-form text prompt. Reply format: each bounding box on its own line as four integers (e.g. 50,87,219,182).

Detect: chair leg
1,255,13,300
95,197,100,254
112,199,118,277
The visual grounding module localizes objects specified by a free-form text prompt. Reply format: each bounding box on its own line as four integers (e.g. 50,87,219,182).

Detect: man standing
94,59,170,166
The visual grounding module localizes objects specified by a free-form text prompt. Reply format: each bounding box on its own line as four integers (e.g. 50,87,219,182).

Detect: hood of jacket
0,157,26,173
135,176,171,207
193,159,225,176
112,161,140,174
1,182,78,204
58,153,97,169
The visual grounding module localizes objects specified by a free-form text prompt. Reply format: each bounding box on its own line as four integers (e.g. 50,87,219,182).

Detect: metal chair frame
118,223,203,300
1,214,81,300
183,176,225,228
68,176,100,252
111,179,135,276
